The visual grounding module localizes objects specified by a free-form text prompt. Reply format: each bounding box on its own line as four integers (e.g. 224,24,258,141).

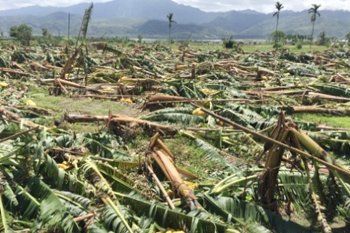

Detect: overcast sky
0,0,349,13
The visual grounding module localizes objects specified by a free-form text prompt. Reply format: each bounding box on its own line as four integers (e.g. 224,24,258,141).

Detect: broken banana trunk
290,127,350,187
65,113,178,135
149,133,198,210
259,112,289,209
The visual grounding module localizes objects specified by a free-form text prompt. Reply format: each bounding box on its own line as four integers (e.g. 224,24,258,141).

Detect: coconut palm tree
166,13,176,42
273,2,284,32
308,4,321,48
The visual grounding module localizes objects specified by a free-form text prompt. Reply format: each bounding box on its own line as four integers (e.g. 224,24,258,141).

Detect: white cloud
0,0,111,10
0,0,350,13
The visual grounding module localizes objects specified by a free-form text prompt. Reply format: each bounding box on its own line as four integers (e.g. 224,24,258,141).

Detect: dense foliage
9,24,32,46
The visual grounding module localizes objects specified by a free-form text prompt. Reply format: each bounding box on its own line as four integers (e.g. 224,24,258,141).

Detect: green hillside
1,1,350,39
137,20,231,39
238,11,350,38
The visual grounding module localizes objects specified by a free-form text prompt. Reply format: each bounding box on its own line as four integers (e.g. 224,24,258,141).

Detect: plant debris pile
0,39,350,233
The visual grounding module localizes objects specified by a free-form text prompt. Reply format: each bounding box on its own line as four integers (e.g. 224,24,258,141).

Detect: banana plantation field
1,37,350,233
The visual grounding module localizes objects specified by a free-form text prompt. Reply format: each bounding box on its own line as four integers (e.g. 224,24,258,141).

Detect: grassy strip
294,113,350,129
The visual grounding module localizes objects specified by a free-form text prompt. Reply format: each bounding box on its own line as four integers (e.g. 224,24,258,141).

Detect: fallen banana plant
146,164,175,209
290,127,350,191
149,133,198,210
258,112,290,208
304,161,333,233
65,113,178,134
190,102,350,179
40,78,102,94
1,67,29,76
144,94,254,107
0,106,45,129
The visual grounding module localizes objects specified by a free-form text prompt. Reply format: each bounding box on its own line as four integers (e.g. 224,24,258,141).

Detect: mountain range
0,0,349,39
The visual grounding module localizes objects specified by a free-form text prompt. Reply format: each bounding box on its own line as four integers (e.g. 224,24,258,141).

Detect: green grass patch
25,85,137,133
294,113,350,129
28,91,130,116
163,41,328,55
242,44,328,53
183,42,328,53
